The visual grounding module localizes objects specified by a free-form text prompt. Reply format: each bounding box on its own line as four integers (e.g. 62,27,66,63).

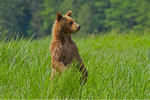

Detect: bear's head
56,11,81,34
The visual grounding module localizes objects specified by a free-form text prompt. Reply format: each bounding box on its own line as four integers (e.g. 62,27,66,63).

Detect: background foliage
0,0,150,38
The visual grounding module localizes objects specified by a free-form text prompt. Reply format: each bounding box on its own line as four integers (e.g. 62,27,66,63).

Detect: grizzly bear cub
50,11,88,84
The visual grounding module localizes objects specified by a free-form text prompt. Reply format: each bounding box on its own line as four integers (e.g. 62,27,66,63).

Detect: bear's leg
50,68,57,81
78,63,88,85
53,62,67,73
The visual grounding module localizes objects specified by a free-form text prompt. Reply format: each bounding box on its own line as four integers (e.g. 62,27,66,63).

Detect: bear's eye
69,21,73,25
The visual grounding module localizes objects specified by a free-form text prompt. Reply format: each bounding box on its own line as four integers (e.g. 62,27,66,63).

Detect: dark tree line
0,0,150,39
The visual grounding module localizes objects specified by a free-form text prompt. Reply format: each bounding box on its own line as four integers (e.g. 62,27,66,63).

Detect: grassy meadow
0,32,149,99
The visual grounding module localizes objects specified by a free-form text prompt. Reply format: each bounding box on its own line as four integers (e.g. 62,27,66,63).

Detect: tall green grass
0,32,149,99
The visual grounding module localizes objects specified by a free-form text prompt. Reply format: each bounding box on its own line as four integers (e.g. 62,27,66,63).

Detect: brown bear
50,11,88,85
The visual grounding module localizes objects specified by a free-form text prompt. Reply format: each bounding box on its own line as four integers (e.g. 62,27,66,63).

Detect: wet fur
50,11,88,84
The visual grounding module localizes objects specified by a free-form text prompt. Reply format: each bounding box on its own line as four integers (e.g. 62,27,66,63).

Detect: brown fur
50,11,88,84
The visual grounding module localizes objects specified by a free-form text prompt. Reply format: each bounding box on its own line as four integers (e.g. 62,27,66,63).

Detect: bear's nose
78,25,81,30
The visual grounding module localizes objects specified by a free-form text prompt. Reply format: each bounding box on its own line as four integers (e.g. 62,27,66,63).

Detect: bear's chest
62,42,78,65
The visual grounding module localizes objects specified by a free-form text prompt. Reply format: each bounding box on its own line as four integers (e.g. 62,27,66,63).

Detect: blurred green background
0,0,150,39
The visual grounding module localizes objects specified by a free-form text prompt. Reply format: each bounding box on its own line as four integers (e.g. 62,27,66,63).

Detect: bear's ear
65,11,72,17
56,12,62,21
